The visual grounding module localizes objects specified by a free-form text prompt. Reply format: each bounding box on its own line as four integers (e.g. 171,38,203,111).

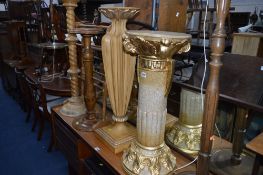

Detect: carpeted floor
0,79,67,175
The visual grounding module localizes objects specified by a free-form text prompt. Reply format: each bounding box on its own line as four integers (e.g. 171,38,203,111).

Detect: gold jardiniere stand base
95,120,136,154
166,88,203,154
166,123,202,154
123,142,176,175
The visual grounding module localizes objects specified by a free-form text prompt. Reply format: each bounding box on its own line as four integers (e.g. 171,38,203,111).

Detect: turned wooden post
231,107,248,164
82,34,96,112
196,0,230,175
71,27,103,131
60,0,86,117
63,0,79,97
79,0,88,21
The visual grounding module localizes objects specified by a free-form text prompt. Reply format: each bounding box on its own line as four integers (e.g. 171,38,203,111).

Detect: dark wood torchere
197,0,230,175
231,107,248,164
172,53,263,175
70,27,104,131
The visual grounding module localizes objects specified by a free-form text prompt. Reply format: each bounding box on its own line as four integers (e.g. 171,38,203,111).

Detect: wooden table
52,104,232,175
24,67,71,97
246,132,263,175
183,53,263,112
246,132,263,156
173,53,263,175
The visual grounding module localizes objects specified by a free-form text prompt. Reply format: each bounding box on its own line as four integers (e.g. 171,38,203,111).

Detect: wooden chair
26,0,49,43
25,75,67,149
14,67,33,119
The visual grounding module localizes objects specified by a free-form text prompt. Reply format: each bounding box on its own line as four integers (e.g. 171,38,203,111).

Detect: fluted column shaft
179,89,203,126
137,58,167,147
82,34,96,112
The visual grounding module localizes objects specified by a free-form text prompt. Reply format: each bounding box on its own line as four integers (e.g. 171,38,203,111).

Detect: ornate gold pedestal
122,30,191,175
166,88,203,154
95,7,140,154
60,0,86,117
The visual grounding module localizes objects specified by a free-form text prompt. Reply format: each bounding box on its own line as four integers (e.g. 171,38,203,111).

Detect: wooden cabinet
125,0,188,32
54,111,92,175
231,33,263,58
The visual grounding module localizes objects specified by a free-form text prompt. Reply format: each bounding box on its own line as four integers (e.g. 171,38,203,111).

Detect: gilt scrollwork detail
123,142,176,175
99,7,140,20
166,123,201,153
122,34,191,59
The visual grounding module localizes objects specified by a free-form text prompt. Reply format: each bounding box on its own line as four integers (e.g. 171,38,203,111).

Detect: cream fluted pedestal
166,88,203,154
60,0,86,117
122,30,191,175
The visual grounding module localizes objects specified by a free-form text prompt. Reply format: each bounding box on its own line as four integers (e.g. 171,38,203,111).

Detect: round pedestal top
37,42,68,49
125,30,191,41
123,30,191,58
70,27,104,35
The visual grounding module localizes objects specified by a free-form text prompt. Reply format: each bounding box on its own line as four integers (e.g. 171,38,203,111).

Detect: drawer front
55,117,78,160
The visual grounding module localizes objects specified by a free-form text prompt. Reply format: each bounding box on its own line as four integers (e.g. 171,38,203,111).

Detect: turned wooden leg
252,154,263,175
37,118,45,141
231,107,248,165
31,115,38,132
25,107,31,122
48,111,56,152
31,106,40,132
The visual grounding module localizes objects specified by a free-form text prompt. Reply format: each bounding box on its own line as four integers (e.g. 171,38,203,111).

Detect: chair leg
25,107,31,122
31,113,38,132
47,135,53,152
37,118,45,141
48,112,56,152
252,154,262,175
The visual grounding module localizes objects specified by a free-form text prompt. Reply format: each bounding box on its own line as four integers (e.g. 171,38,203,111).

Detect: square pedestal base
95,122,136,154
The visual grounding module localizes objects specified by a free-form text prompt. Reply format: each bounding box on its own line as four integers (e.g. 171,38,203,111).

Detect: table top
246,132,263,156
24,67,71,97
27,42,68,50
178,53,263,112
52,105,232,175
191,38,232,49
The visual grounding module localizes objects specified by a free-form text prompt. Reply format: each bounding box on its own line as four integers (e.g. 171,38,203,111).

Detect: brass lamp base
166,122,202,154
95,121,136,154
60,96,87,117
122,142,176,175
